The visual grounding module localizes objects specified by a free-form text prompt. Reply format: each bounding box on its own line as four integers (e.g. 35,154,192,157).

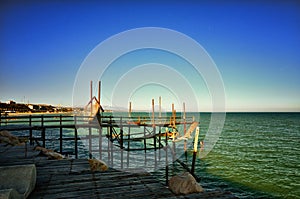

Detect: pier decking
0,144,174,198
0,143,236,199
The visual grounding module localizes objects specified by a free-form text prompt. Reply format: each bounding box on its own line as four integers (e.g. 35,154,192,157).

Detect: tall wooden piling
171,103,176,127
183,102,187,158
90,81,93,116
143,126,147,153
60,115,63,154
153,125,157,169
152,99,155,127
165,127,169,186
129,102,132,117
41,115,45,147
191,127,199,175
98,81,101,107
127,126,130,168
29,115,33,145
159,96,162,118
99,127,102,160
89,127,92,158
75,128,78,159
120,117,124,169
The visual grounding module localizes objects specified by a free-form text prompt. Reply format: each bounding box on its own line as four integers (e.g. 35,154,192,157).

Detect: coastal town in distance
0,100,74,115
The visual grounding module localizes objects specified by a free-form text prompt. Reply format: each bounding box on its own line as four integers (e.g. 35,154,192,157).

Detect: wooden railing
0,113,199,185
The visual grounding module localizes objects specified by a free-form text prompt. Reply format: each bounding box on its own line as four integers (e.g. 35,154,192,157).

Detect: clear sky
1,0,299,112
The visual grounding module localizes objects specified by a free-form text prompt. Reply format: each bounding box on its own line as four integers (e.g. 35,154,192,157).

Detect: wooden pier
0,81,200,184
0,113,198,184
0,81,238,198
0,115,236,198
0,113,196,160
0,143,175,199
0,143,236,199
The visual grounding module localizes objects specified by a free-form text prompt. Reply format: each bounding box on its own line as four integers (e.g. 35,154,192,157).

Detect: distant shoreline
1,111,299,118
1,111,73,117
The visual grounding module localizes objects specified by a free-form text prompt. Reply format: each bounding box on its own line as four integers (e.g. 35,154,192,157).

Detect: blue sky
0,1,299,112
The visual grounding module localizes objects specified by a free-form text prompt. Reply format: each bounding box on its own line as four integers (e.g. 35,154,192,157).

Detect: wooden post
42,127,46,148
152,99,155,127
171,103,174,121
109,116,113,166
194,127,200,153
165,127,169,186
90,80,93,116
127,126,131,168
153,127,157,151
171,103,176,127
143,126,147,153
99,126,102,160
107,126,111,163
158,126,161,161
173,109,176,127
41,115,45,147
60,115,63,154
75,128,78,159
191,127,199,175
29,115,33,145
74,115,77,125
159,96,162,118
127,126,130,168
183,102,187,159
120,117,124,169
172,109,177,165
41,114,44,127
129,101,132,117
153,125,157,169
89,127,92,158
98,81,101,109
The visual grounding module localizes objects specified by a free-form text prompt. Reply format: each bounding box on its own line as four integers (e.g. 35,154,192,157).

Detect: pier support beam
191,127,199,175
90,81,93,116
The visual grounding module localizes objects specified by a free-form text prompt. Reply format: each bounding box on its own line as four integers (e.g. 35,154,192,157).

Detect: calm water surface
4,112,300,198
194,113,300,198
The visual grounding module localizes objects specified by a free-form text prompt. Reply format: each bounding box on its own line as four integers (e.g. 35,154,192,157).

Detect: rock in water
169,172,204,195
88,159,108,172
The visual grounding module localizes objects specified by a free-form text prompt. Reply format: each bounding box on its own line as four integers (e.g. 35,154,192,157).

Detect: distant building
6,100,16,105
28,104,39,110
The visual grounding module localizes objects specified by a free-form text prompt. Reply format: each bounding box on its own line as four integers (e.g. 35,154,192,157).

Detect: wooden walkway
0,144,237,199
0,144,174,199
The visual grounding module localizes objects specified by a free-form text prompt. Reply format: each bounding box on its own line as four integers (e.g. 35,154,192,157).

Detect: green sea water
192,113,300,198
96,112,300,198
3,112,299,198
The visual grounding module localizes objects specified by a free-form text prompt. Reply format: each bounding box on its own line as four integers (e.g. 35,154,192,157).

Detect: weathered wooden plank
0,139,237,199
31,176,173,198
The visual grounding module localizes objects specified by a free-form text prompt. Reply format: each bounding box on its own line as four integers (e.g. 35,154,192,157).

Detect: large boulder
0,164,36,198
169,172,204,195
